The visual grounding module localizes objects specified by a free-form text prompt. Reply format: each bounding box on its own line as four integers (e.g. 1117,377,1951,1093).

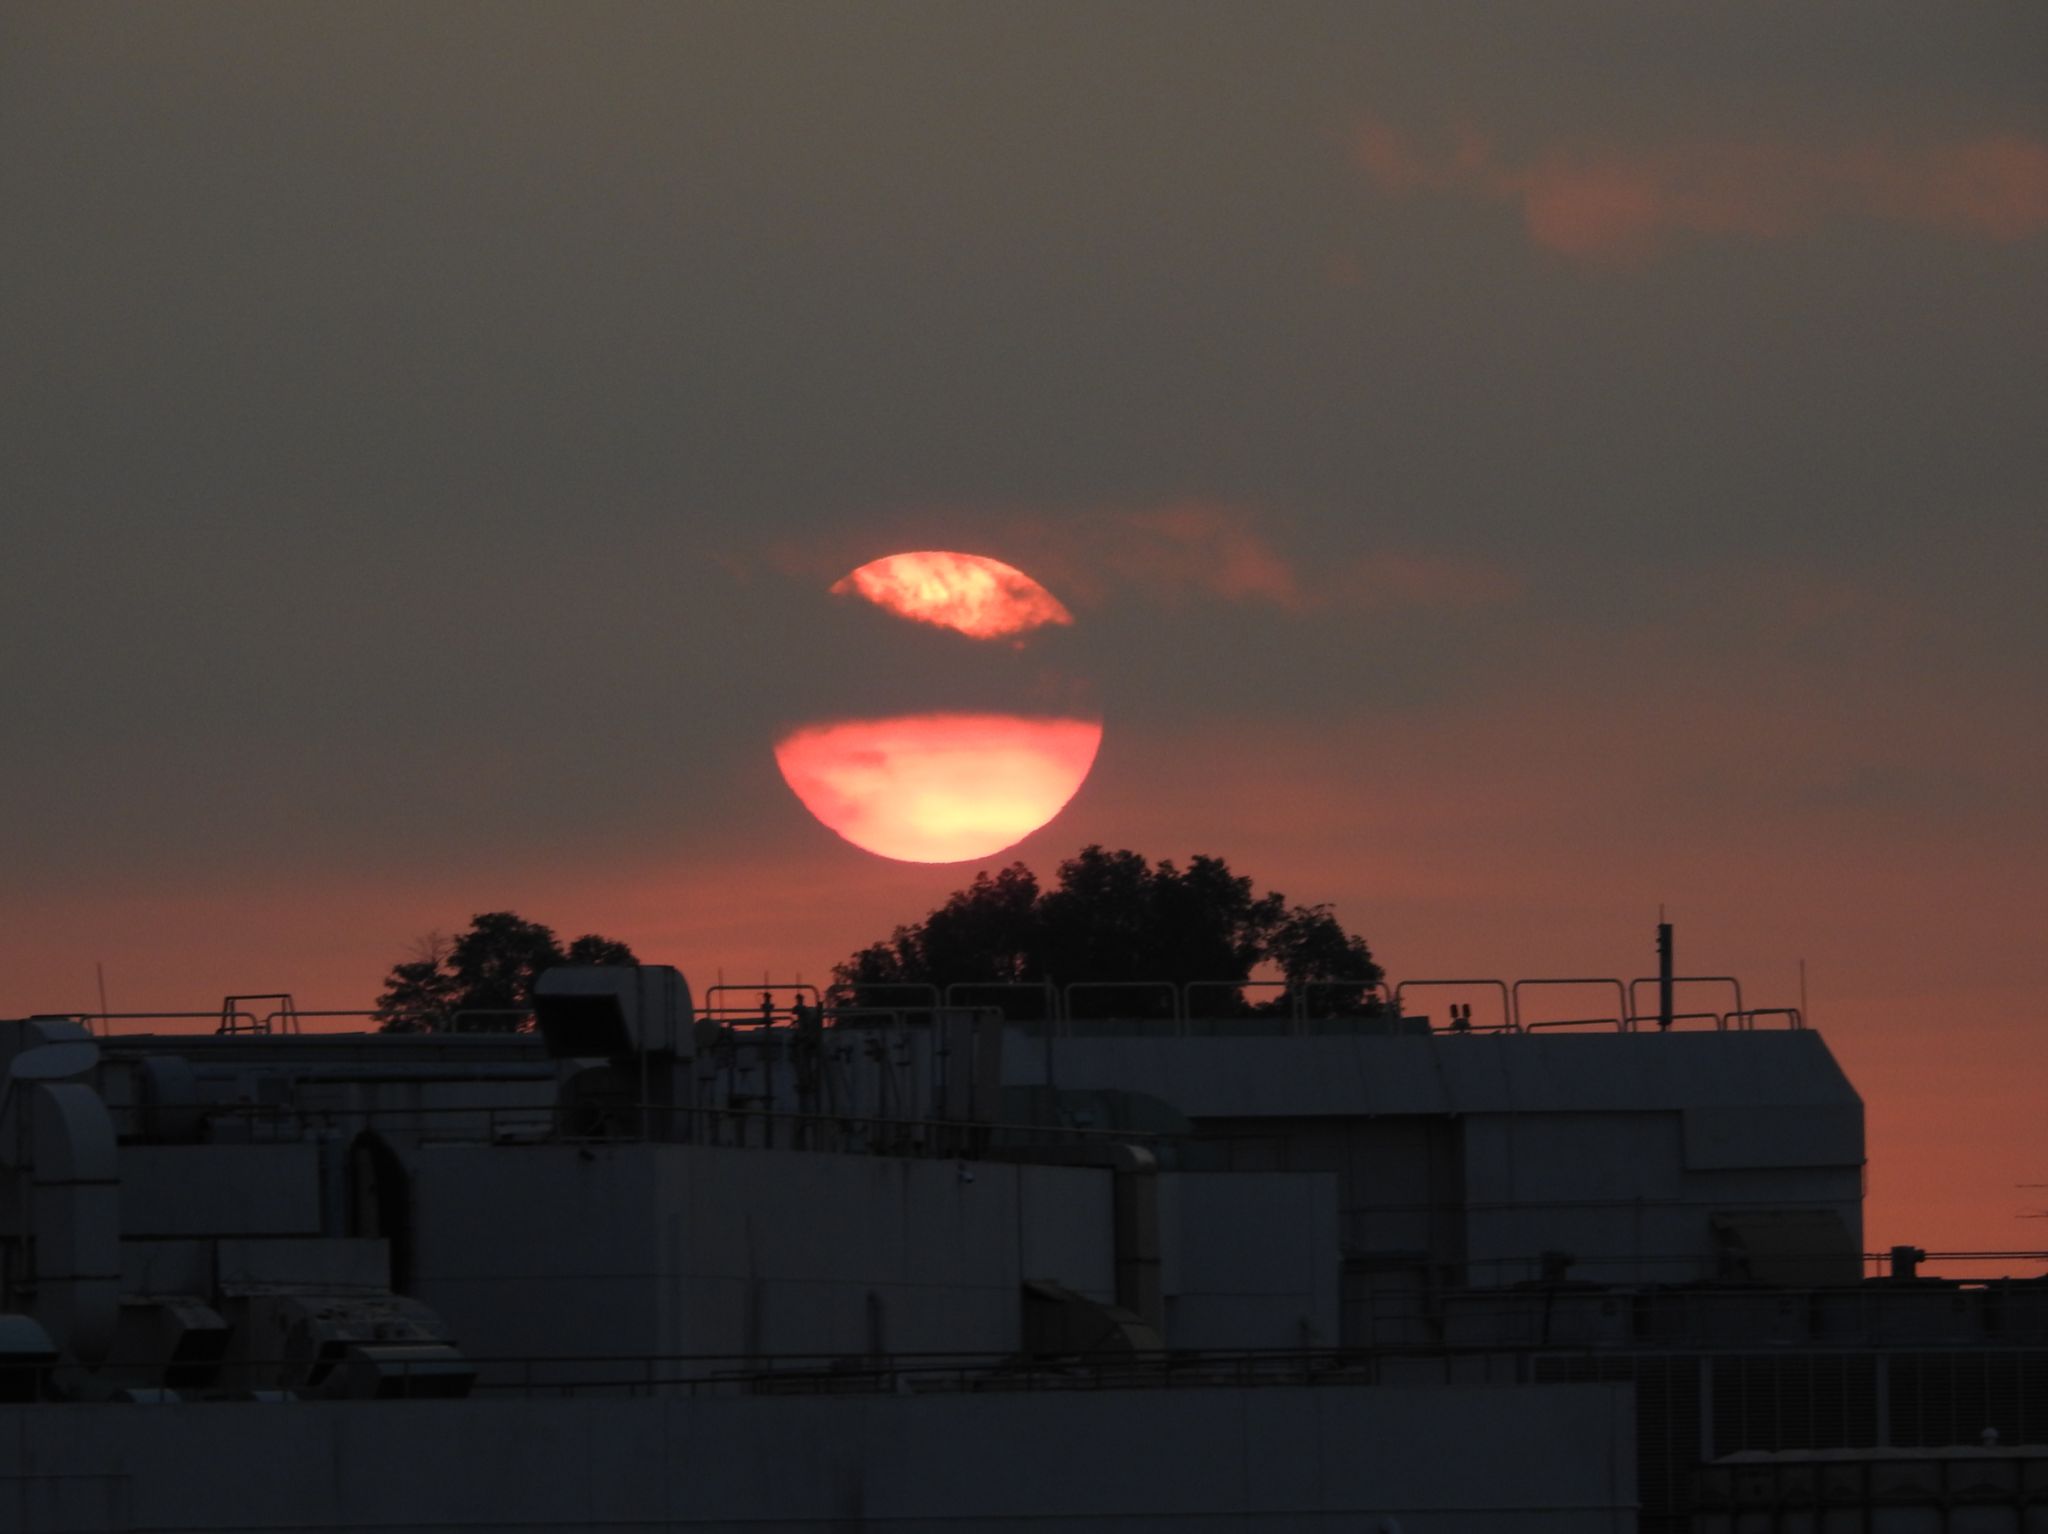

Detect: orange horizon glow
774,713,1103,863
831,551,1074,641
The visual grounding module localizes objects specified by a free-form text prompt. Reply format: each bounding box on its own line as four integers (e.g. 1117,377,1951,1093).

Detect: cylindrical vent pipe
27,1083,120,1363
1656,921,1674,1031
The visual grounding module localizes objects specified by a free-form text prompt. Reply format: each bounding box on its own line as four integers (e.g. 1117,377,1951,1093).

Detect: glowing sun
776,552,1102,863
830,551,1073,641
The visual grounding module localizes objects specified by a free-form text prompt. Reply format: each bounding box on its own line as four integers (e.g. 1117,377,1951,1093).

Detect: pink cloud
1352,116,2048,264
1854,134,2048,241
1020,510,1522,617
1112,505,1307,607
992,503,1312,612
1353,549,1525,610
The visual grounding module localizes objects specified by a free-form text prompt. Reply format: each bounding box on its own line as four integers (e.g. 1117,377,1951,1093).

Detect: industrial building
2,961,2041,1531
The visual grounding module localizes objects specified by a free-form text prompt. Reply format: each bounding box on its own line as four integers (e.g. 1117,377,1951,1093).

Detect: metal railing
65,1006,541,1038
1392,979,1514,1032
135,1094,1155,1159
1729,1007,1804,1030
1627,974,1745,1030
702,982,826,1021
0,1345,1587,1404
54,974,1803,1042
1513,977,1629,1032
63,1010,259,1038
932,979,1396,1035
220,993,299,1035
1381,976,1801,1035
24,1331,2048,1412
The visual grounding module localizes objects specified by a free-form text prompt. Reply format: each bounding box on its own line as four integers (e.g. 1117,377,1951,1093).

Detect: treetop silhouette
833,845,1382,1019
375,911,637,1032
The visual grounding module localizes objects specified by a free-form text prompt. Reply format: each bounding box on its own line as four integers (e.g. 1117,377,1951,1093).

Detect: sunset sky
2,4,2043,1254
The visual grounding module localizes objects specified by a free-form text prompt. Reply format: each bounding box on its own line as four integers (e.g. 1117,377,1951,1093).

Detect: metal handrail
1627,974,1744,1030
50,1292,2048,1401
1391,979,1515,1033
1511,977,1628,1032
49,1011,260,1039
1728,1006,1803,1031
0,1343,1631,1402
443,1008,532,1032
942,980,1059,1023
345,1007,535,1035
826,981,936,1012
265,1009,384,1031
1298,977,1392,1013
60,973,1803,1046
1617,1009,1725,1032
1184,978,1285,1014
1063,980,1180,1025
168,1096,1157,1161
222,993,298,1035
704,983,823,1016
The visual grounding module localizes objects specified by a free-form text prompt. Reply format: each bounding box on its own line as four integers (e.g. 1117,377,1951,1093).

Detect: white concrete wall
408,1143,1115,1370
0,1383,1636,1532
1016,1029,1865,1292
1013,1030,1862,1123
120,1146,321,1237
1462,1108,1862,1287
1159,1172,1340,1350
409,1142,664,1373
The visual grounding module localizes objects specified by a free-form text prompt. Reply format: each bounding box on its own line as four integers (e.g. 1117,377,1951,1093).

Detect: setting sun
774,713,1103,862
831,551,1073,641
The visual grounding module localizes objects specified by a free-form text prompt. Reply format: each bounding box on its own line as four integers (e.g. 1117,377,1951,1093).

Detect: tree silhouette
834,846,1382,1020
374,911,638,1032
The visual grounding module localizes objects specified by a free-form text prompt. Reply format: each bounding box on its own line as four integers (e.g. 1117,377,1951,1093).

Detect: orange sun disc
774,713,1103,863
831,551,1073,641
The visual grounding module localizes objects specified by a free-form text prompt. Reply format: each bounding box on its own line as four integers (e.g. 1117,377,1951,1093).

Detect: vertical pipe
1111,1148,1163,1335
1657,921,1674,1031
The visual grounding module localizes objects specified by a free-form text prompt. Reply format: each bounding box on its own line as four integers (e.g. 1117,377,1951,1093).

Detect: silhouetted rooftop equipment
531,965,692,1059
1658,919,1675,1031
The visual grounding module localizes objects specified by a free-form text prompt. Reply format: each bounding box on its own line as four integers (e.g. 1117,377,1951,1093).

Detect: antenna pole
1656,918,1674,1031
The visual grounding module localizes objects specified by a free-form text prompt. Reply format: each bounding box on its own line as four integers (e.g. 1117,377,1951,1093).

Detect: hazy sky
3,3,2044,1251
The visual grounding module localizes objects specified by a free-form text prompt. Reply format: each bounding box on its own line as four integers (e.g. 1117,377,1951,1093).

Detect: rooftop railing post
1390,979,1513,1034
1510,978,1627,1033
1062,980,1178,1031
1657,921,1674,1032
1627,975,1744,1033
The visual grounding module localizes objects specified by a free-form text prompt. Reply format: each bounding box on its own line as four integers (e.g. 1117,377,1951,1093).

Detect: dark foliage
374,911,638,1032
833,846,1382,1020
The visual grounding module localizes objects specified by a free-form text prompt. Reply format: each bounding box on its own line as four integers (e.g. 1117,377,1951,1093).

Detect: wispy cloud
1006,507,1528,621
1105,505,1307,607
966,503,1312,613
771,506,1523,622
1349,549,1526,611
1353,116,2048,265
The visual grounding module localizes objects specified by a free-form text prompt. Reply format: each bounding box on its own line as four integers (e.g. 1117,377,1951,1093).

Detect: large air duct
0,1022,120,1366
531,965,693,1060
534,966,696,1133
